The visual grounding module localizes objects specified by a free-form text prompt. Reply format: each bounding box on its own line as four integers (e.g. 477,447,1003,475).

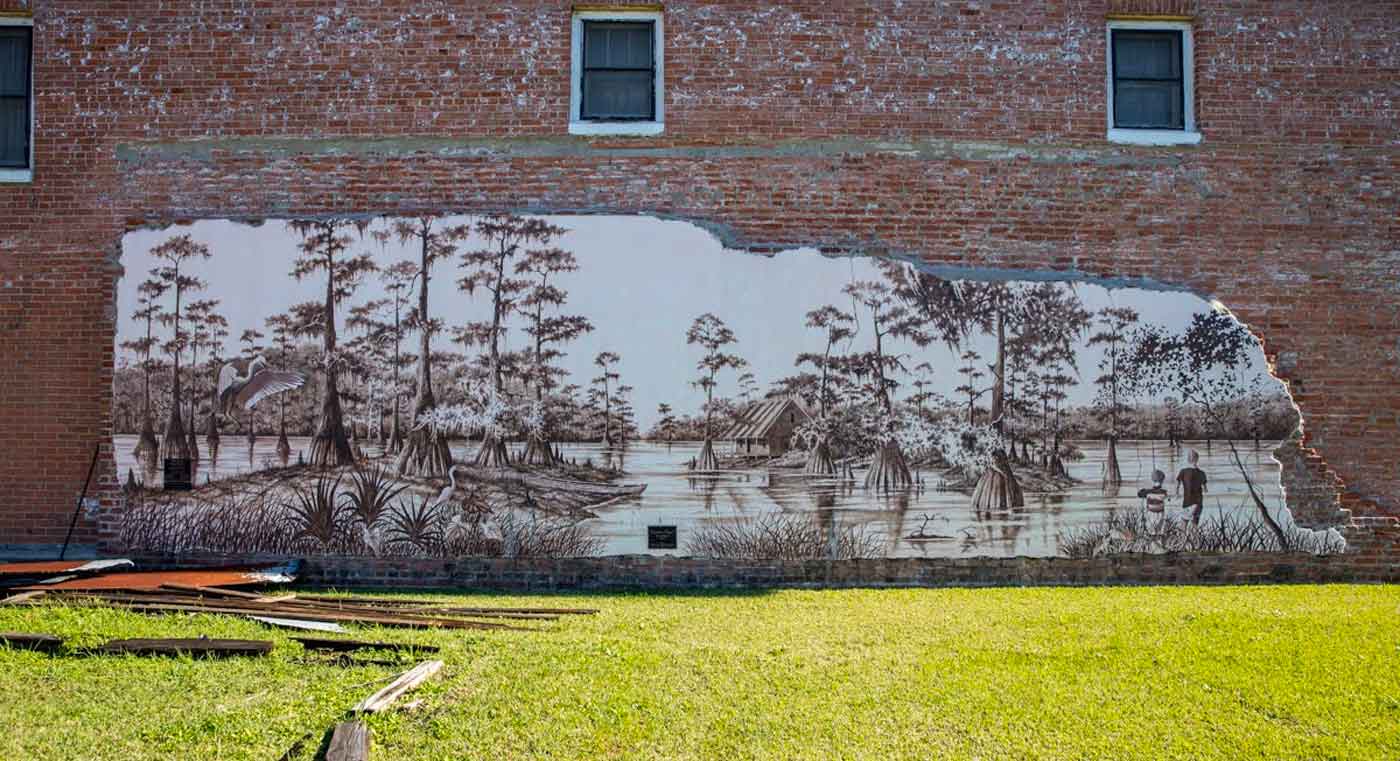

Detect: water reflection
115,435,1292,559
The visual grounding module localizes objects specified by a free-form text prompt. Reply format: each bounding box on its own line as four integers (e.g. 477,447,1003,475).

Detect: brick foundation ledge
120,547,1400,592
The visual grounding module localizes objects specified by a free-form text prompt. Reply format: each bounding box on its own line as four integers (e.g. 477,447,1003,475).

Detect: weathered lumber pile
1,558,599,759
0,558,598,661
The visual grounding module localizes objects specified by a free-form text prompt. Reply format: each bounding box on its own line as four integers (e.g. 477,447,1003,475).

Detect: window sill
569,121,664,137
1107,129,1201,146
0,168,33,184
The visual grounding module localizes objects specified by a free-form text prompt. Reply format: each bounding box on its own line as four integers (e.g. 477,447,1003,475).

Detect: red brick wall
0,1,1396,555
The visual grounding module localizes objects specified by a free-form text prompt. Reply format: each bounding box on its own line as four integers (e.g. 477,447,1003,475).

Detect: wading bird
216,355,307,426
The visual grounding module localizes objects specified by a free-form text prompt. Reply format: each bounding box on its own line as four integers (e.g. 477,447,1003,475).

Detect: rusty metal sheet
20,562,298,592
0,559,133,578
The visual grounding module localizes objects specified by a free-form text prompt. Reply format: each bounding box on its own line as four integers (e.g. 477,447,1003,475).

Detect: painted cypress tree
182,298,223,464
125,276,168,475
686,313,746,471
1087,305,1140,486
150,234,212,463
457,214,558,467
516,241,593,464
795,304,854,475
841,280,918,490
394,215,468,478
264,311,299,463
379,258,419,455
288,219,375,468
590,351,621,445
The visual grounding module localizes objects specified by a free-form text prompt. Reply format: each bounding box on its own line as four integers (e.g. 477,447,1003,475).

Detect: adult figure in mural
1176,449,1208,524
394,215,467,478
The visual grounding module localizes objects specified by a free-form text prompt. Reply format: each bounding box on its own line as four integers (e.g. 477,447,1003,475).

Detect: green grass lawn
0,585,1397,760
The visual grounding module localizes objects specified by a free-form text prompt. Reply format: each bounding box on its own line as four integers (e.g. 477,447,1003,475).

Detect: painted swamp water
115,435,1294,558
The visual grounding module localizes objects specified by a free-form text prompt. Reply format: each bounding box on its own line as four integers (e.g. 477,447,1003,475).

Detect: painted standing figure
1138,469,1169,529
1175,449,1209,524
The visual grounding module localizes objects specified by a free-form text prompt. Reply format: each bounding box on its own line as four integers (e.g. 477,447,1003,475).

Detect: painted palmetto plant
285,470,349,551
384,496,446,555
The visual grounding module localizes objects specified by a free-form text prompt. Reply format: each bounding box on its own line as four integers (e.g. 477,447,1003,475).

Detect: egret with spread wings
216,355,307,425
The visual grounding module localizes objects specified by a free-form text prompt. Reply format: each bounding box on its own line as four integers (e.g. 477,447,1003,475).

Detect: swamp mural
113,215,1344,562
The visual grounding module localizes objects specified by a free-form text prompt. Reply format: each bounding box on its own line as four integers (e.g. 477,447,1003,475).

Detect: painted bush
113,215,1343,560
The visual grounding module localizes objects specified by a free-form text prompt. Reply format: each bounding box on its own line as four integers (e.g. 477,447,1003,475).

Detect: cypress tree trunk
522,432,556,465
864,441,912,490
1103,436,1123,486
971,449,1024,511
474,434,512,468
695,439,720,471
310,267,353,467
805,437,837,476
396,227,451,477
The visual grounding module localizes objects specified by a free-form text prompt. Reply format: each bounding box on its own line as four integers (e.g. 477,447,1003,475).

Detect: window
0,18,32,182
570,9,663,136
1106,20,1199,146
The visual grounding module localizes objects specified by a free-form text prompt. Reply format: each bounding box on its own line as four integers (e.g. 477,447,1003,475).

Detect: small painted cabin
721,396,809,457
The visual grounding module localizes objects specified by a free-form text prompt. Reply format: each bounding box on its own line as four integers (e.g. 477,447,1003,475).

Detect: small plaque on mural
648,525,678,550
162,458,193,491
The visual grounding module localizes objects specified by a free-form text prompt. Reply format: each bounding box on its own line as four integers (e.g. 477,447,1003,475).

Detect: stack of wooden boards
1,558,601,760
1,558,596,636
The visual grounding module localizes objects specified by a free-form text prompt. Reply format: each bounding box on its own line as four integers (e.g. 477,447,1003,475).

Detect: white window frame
569,8,664,136
0,15,34,183
1106,19,1200,146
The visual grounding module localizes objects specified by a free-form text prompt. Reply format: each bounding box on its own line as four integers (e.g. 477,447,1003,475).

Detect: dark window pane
0,98,28,167
582,70,653,119
580,20,655,121
0,28,31,97
1113,32,1180,80
1114,81,1183,129
583,22,652,69
1111,29,1185,129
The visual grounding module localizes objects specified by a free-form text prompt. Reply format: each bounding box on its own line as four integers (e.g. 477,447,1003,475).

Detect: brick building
0,1,1395,569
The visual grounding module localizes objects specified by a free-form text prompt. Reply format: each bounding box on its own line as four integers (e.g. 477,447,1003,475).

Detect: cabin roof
720,396,810,441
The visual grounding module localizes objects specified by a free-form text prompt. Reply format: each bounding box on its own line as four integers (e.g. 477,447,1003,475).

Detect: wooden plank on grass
0,632,63,653
97,638,274,658
1,590,46,605
292,636,440,654
353,660,444,713
325,720,371,761
57,596,528,631
160,583,299,604
249,615,346,633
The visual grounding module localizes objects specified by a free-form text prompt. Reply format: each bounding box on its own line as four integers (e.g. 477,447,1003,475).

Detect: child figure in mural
1138,469,1170,528
1176,449,1209,525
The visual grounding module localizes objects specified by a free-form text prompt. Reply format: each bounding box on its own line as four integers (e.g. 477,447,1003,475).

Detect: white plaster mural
112,215,1343,560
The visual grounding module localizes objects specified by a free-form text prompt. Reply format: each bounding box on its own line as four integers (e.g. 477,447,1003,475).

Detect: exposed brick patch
1108,1,1197,17
129,539,1400,591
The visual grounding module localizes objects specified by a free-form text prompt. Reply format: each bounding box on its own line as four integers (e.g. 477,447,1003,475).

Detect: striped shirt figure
1138,469,1169,513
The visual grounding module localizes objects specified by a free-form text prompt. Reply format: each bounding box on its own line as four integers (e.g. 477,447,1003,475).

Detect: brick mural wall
0,1,1396,566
